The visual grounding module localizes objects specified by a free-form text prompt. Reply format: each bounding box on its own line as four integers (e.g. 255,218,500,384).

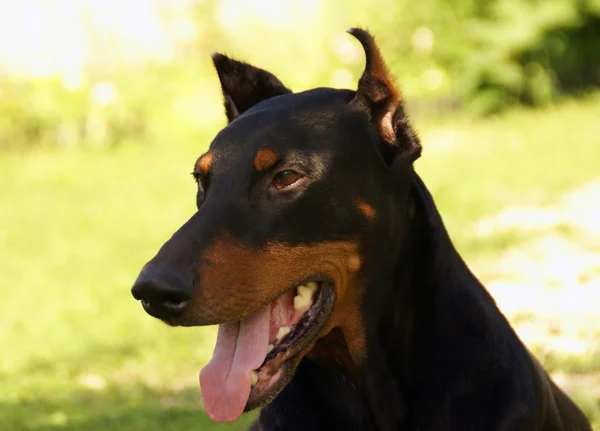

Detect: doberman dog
131,29,592,430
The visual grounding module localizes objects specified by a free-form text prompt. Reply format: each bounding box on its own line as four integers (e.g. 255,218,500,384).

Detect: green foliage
1,0,599,150
0,62,218,151
0,77,150,151
450,0,600,113
353,0,600,114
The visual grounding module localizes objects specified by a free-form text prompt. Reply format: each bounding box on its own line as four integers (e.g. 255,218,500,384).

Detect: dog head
131,28,421,422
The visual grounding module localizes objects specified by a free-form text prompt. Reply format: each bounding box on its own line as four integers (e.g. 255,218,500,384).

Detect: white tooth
297,285,311,298
251,370,258,386
294,292,312,310
267,344,274,354
305,281,318,293
275,326,291,342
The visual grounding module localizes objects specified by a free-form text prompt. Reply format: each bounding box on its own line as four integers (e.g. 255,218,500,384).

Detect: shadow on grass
2,327,598,429
1,384,257,431
3,378,595,430
1,335,256,431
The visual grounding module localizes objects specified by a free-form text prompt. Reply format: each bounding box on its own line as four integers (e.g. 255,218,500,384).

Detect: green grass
1,93,600,430
417,94,600,256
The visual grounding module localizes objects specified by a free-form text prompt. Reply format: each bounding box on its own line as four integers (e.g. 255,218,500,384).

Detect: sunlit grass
1,94,599,430
417,93,600,255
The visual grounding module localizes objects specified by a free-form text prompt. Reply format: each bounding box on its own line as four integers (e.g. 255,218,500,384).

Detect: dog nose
131,265,194,320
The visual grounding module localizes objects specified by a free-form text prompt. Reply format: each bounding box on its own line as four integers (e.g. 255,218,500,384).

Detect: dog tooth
297,285,312,298
294,292,312,311
275,326,291,342
251,370,258,386
267,344,274,354
305,281,318,293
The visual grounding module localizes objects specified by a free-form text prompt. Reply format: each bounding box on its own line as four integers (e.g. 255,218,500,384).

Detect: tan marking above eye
355,199,376,222
254,148,279,171
196,153,213,175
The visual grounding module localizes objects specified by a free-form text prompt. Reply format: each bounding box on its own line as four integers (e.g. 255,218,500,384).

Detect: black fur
132,29,592,430
211,53,292,123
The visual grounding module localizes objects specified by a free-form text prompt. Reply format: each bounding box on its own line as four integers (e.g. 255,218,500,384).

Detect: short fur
131,28,592,430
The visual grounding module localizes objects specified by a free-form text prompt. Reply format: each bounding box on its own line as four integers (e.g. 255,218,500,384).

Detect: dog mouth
199,279,335,423
248,281,334,409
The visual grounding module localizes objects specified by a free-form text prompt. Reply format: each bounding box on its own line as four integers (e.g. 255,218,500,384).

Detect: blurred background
0,0,599,429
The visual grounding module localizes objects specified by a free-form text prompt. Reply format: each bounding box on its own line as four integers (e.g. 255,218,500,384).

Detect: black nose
131,265,194,320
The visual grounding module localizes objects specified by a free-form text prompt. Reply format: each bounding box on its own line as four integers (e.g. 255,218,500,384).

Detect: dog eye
272,170,302,190
192,172,206,193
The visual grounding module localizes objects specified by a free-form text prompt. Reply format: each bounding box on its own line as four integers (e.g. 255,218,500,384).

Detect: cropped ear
347,28,421,165
211,53,292,123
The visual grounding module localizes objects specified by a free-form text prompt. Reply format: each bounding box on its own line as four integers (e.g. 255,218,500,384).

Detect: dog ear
211,53,292,123
347,28,421,165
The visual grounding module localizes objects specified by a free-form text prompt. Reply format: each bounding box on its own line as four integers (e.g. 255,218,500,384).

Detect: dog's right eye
195,175,205,194
192,172,207,207
192,170,208,190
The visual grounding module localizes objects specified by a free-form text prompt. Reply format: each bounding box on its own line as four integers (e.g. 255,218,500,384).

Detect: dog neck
348,172,471,428
375,172,464,363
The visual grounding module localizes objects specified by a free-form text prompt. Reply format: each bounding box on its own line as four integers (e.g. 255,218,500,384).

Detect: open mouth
249,280,334,408
200,279,335,422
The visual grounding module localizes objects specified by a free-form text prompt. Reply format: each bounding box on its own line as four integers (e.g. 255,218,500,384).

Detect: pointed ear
347,28,421,165
211,53,292,123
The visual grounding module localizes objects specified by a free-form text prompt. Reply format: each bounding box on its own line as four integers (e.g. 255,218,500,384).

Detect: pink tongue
199,304,271,422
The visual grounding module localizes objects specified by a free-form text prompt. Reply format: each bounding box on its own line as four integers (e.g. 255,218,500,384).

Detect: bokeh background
1,0,599,429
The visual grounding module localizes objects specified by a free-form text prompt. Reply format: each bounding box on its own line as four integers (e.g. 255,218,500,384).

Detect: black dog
131,28,592,430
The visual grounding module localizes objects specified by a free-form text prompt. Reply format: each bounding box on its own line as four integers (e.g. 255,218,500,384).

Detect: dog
131,28,592,430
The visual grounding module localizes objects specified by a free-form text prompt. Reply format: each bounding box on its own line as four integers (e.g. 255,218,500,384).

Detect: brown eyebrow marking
254,148,279,171
195,153,213,175
355,199,376,222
